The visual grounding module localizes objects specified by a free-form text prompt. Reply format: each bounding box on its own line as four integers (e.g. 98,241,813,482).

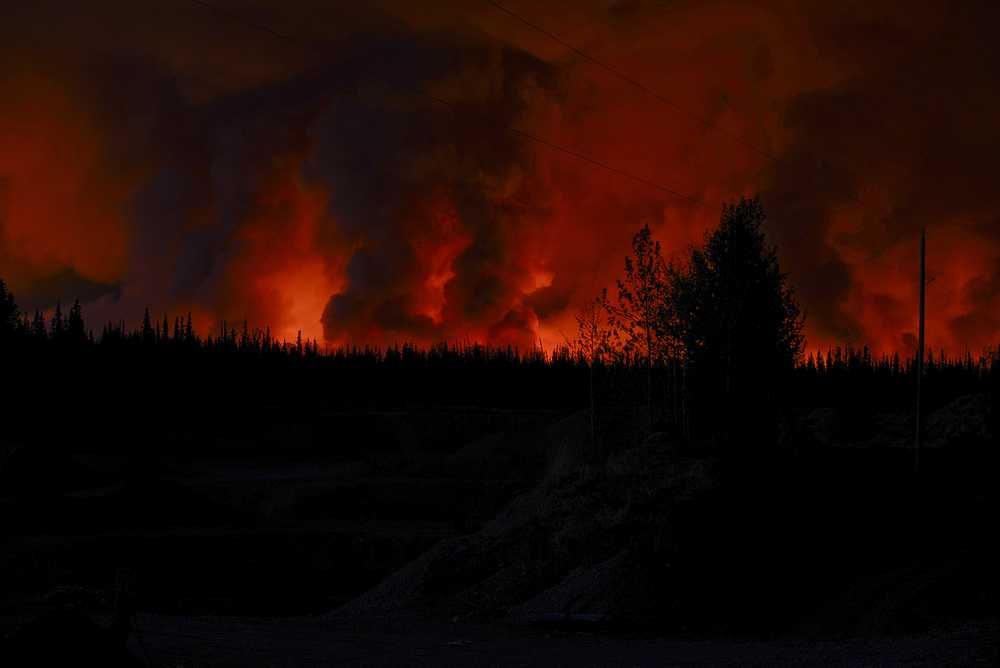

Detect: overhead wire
186,0,910,269
485,0,911,263
185,0,734,211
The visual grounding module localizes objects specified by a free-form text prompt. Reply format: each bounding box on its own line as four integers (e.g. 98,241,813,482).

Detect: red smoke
3,1,1000,355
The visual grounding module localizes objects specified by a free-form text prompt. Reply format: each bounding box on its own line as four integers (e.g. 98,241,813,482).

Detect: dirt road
130,613,999,667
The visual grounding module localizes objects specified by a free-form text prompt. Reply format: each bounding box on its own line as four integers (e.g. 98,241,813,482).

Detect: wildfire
3,2,1000,355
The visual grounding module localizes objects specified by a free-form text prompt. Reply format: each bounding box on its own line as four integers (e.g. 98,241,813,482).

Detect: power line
428,93,712,207
185,0,726,210
483,2,727,180
189,0,299,43
485,0,779,161
486,0,896,236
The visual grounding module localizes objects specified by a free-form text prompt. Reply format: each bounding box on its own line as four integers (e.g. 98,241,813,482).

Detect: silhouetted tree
575,300,612,452
671,196,804,446
141,308,155,345
31,310,46,341
600,224,674,431
0,279,22,344
50,301,65,343
67,299,87,345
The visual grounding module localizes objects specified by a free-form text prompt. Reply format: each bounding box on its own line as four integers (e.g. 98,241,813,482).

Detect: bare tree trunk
682,358,689,440
589,358,596,458
672,355,679,431
647,344,653,436
661,364,670,430
915,228,925,474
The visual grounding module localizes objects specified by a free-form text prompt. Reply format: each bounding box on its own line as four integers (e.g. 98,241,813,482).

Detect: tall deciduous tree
600,224,675,432
575,300,612,451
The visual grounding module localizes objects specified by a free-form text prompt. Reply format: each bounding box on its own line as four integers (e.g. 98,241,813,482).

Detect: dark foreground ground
3,400,999,665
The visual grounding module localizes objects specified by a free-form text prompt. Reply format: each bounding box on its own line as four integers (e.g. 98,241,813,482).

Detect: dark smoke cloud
306,32,563,344
758,0,1000,351
6,1,1000,353
2,4,562,344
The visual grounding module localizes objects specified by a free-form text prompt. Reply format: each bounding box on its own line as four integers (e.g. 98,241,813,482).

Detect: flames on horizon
4,1,1000,355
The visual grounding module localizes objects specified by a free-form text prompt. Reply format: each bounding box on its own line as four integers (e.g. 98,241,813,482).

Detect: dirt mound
513,549,631,622
329,431,716,623
796,394,992,448
926,394,992,447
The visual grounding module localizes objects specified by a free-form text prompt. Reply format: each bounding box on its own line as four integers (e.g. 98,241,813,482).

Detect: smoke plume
3,1,1000,353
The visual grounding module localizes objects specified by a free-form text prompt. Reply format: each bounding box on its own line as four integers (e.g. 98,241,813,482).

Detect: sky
2,0,1000,354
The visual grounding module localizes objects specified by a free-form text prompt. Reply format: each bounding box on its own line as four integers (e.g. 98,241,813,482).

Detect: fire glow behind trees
3,1,1000,355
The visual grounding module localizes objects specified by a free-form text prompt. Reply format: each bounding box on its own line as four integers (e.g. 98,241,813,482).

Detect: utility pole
914,227,926,474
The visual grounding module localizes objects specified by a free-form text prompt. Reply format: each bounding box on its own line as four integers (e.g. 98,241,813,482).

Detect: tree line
2,196,997,455
0,293,326,358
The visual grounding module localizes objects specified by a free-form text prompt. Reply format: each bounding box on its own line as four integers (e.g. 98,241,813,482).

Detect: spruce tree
67,299,86,345
0,279,22,344
671,196,804,446
50,301,65,342
32,310,46,340
141,308,155,345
